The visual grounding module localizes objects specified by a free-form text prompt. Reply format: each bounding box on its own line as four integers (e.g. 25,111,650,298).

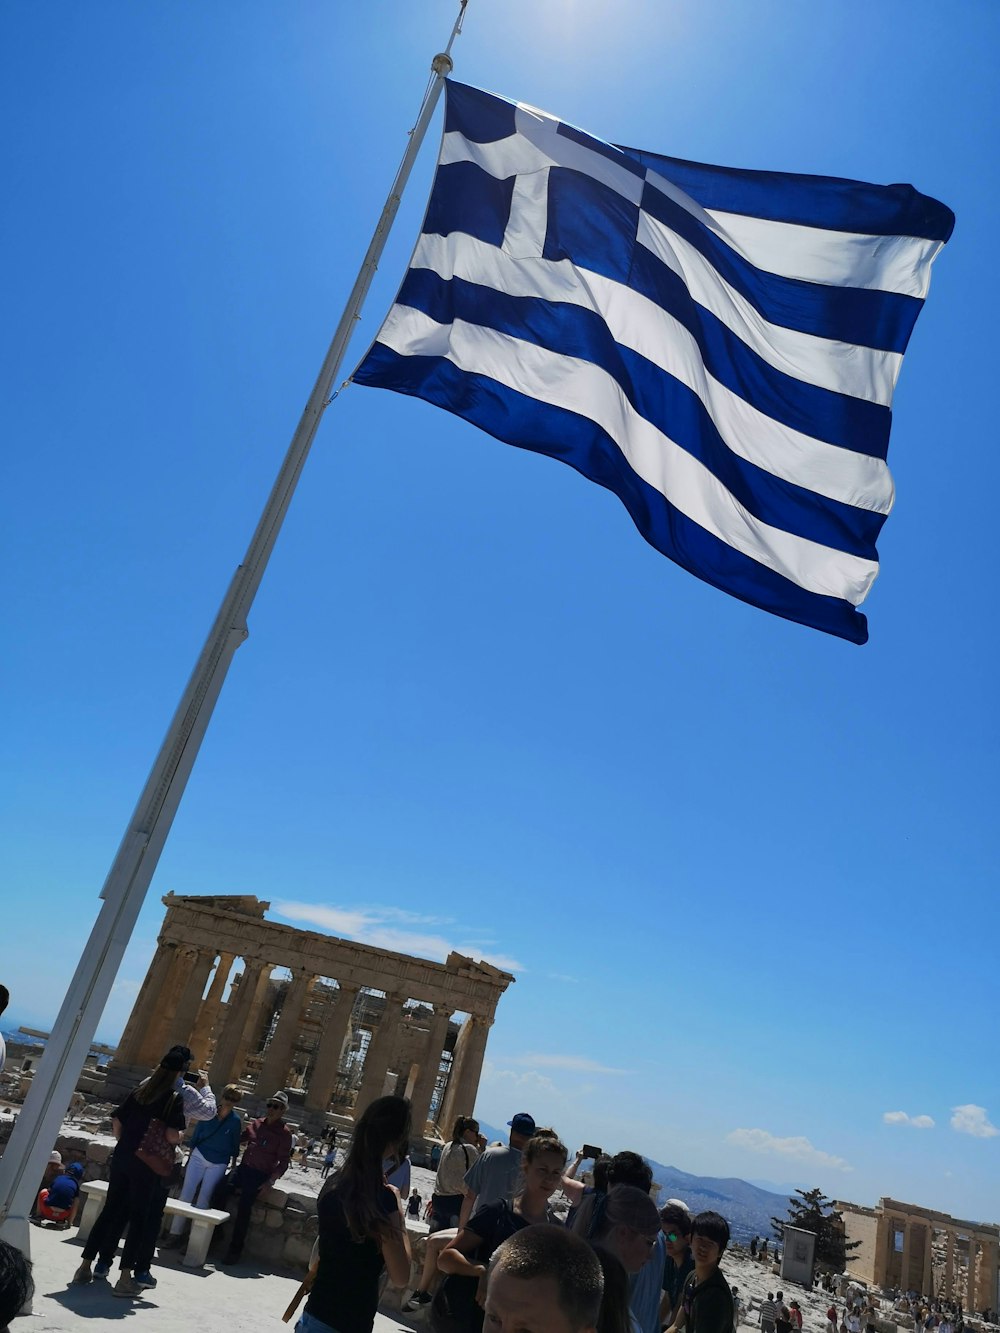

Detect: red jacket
240,1116,292,1181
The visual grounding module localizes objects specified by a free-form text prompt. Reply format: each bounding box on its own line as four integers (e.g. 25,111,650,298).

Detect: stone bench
77,1180,230,1269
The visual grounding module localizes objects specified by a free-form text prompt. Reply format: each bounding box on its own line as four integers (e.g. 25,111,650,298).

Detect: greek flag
354,82,953,643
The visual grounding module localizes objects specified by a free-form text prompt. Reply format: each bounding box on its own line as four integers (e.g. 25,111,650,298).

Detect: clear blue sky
3,1,997,1222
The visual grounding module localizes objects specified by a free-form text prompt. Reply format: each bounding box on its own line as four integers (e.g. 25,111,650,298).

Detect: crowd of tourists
17,1051,986,1333
1,1054,742,1333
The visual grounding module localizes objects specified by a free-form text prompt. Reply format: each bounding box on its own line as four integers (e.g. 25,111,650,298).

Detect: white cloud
480,1063,558,1097
272,899,525,973
506,1053,631,1075
950,1105,999,1139
883,1111,935,1129
726,1127,853,1173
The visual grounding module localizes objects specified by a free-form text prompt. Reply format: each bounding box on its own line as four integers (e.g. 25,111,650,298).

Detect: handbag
134,1093,180,1178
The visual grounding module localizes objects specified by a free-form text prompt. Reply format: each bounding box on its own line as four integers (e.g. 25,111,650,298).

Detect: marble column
946,1230,955,1297
923,1226,933,1298
901,1220,912,1293
134,944,200,1066
210,958,266,1085
114,939,177,1065
440,1012,492,1131
306,984,359,1112
979,1240,998,1313
189,952,235,1065
355,993,407,1113
166,948,217,1050
967,1237,978,1309
409,1006,452,1134
255,970,314,1096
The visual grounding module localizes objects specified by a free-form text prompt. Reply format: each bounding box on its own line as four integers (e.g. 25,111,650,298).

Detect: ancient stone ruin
839,1196,1000,1308
105,893,514,1142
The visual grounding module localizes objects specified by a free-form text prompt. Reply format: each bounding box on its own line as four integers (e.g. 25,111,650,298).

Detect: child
35,1162,84,1229
668,1211,733,1333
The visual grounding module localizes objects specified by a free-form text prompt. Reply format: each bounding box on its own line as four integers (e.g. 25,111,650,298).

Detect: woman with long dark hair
298,1095,412,1333
431,1134,569,1333
72,1051,186,1296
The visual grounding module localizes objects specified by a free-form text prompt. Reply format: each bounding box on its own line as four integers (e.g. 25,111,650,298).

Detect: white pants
168,1148,227,1233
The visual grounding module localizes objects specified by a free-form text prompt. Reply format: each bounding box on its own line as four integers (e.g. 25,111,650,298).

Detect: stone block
266,1208,285,1230
283,1236,314,1270
304,1215,319,1238
287,1192,318,1214
87,1142,111,1165
58,1135,89,1159
248,1231,285,1265
250,1205,267,1226
259,1185,288,1208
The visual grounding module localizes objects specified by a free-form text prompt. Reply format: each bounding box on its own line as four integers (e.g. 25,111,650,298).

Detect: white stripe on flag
411,232,894,514
376,303,880,606
702,209,943,299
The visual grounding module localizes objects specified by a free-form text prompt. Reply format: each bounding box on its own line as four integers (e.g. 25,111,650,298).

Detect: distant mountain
477,1119,507,1145
647,1161,792,1242
746,1179,804,1198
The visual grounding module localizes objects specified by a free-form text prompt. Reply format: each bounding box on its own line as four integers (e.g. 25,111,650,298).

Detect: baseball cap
507,1112,536,1136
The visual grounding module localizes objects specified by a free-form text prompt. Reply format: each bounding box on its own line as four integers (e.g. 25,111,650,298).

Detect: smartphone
582,1143,602,1160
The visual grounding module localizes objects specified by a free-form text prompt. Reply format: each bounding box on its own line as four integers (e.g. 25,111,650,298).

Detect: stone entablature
108,893,513,1135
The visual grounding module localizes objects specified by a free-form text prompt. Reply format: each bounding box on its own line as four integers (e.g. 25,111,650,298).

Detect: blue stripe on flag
395,267,886,558
354,344,870,644
619,146,956,241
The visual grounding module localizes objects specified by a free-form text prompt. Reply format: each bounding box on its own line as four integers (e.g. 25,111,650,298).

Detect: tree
771,1187,862,1273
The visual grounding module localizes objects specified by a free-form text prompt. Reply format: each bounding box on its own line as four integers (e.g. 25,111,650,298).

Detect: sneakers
93,1260,111,1279
112,1274,142,1299
71,1263,93,1285
133,1270,157,1289
403,1291,433,1312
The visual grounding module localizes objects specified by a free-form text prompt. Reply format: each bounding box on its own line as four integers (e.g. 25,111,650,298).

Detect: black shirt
680,1267,734,1333
307,1184,397,1333
433,1202,529,1333
113,1087,185,1159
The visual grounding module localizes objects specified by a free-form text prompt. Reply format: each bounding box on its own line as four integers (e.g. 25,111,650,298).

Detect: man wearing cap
219,1090,293,1265
459,1111,536,1227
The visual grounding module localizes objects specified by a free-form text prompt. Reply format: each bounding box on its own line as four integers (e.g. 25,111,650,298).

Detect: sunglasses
664,1231,681,1242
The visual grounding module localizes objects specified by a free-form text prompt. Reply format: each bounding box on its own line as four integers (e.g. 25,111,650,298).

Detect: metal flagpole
0,1,468,1264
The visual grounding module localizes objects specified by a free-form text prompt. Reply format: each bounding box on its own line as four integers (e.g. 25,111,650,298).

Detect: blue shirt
630,1232,667,1333
191,1110,243,1165
46,1174,80,1209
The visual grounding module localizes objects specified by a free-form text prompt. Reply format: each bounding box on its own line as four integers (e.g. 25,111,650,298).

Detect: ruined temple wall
108,893,513,1133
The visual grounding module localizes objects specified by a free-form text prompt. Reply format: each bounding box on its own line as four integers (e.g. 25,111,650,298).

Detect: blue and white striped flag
354,81,953,643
